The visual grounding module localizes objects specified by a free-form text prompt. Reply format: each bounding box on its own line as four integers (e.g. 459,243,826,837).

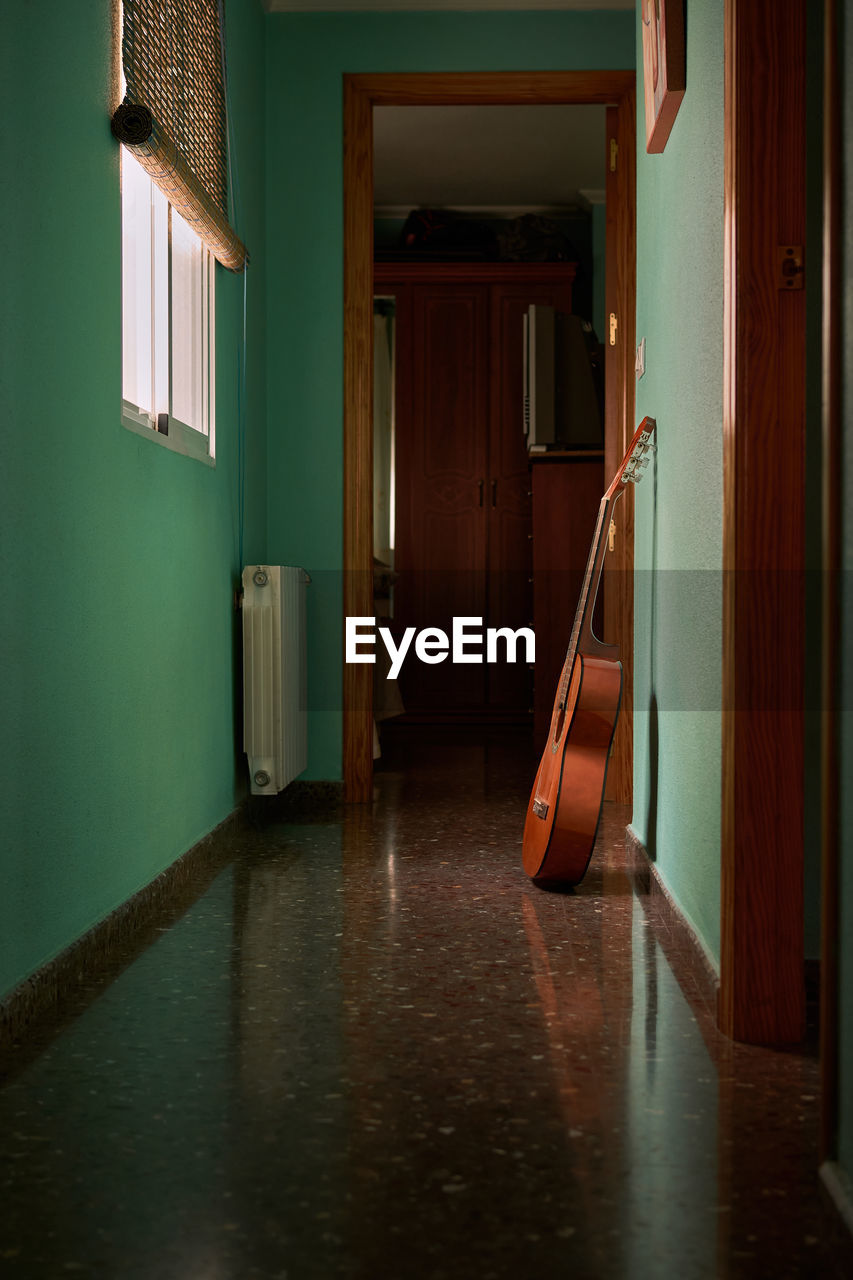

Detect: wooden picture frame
641,0,685,153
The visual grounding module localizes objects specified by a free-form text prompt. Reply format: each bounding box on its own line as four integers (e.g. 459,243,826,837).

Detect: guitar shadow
644,434,660,862
534,881,578,896
645,691,659,861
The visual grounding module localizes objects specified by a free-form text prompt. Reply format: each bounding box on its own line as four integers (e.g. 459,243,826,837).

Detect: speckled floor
1,725,851,1279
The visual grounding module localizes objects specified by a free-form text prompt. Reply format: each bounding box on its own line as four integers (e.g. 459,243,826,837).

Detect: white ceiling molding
578,188,606,205
265,0,634,11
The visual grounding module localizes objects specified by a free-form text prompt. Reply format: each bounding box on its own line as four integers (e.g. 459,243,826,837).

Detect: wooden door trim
343,75,374,803
603,96,636,804
344,70,637,802
346,70,635,108
819,0,841,1161
720,0,807,1042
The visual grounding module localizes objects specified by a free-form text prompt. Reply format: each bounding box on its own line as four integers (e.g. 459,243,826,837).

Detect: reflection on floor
1,724,851,1279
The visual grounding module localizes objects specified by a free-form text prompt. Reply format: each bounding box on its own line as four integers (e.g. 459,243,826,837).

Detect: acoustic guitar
522,417,656,887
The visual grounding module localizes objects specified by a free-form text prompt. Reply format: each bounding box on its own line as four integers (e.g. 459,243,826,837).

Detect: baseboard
0,806,246,1072
821,1161,853,1240
624,823,720,1007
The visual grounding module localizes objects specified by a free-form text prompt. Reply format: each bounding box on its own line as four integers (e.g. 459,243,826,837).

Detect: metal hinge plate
778,245,804,290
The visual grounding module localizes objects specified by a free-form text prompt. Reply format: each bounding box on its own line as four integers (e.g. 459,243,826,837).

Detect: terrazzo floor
1,724,851,1279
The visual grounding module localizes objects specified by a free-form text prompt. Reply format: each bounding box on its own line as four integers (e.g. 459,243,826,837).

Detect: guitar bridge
532,799,549,820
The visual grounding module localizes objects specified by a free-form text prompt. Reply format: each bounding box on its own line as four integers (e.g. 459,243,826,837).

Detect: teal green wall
631,0,724,964
0,0,267,1001
264,12,635,778
838,0,853,1192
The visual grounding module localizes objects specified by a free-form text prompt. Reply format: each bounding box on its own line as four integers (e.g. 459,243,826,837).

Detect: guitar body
522,655,623,887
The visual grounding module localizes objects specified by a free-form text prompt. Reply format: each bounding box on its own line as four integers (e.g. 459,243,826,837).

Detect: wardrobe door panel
394,286,489,712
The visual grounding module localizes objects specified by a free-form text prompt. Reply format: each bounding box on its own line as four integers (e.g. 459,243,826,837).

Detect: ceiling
373,104,606,213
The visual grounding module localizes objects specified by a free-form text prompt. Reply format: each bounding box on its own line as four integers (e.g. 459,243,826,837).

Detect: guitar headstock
606,417,656,496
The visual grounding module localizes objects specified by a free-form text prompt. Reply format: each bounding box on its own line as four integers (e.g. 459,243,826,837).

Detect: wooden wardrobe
374,261,599,725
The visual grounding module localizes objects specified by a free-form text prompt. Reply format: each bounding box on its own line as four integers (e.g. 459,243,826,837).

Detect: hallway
1,727,850,1279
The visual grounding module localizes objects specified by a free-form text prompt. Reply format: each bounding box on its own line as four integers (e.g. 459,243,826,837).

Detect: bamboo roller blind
112,0,247,271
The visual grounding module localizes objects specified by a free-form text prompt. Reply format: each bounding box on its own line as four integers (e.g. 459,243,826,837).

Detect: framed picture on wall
641,0,686,153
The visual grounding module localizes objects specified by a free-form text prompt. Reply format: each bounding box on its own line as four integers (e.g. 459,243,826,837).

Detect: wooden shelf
528,449,605,462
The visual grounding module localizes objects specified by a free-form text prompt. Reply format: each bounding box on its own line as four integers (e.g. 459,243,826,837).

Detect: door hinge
778,245,804,290
609,312,618,346
610,139,618,172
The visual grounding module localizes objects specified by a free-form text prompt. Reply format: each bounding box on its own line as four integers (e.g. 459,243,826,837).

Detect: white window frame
120,147,216,465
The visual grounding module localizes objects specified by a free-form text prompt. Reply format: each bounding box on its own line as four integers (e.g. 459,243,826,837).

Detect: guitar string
553,431,649,717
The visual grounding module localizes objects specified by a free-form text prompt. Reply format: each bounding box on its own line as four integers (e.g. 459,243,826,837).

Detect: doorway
343,71,636,804
373,105,606,736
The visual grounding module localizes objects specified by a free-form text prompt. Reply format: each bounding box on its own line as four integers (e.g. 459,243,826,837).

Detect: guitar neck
556,489,620,709
548,415,656,720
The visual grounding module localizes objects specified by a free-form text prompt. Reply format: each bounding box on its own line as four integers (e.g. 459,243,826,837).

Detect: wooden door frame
819,0,841,1162
343,70,637,802
720,0,807,1043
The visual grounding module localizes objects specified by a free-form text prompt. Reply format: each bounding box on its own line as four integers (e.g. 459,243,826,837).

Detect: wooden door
720,0,807,1045
394,283,489,713
602,100,636,804
820,0,842,1162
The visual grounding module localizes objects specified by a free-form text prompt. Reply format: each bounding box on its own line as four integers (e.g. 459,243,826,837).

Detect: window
121,146,215,461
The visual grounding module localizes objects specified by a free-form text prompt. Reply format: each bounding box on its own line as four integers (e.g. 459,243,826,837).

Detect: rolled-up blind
112,0,247,272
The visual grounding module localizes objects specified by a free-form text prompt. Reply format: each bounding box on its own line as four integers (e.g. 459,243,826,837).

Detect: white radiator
242,565,308,796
